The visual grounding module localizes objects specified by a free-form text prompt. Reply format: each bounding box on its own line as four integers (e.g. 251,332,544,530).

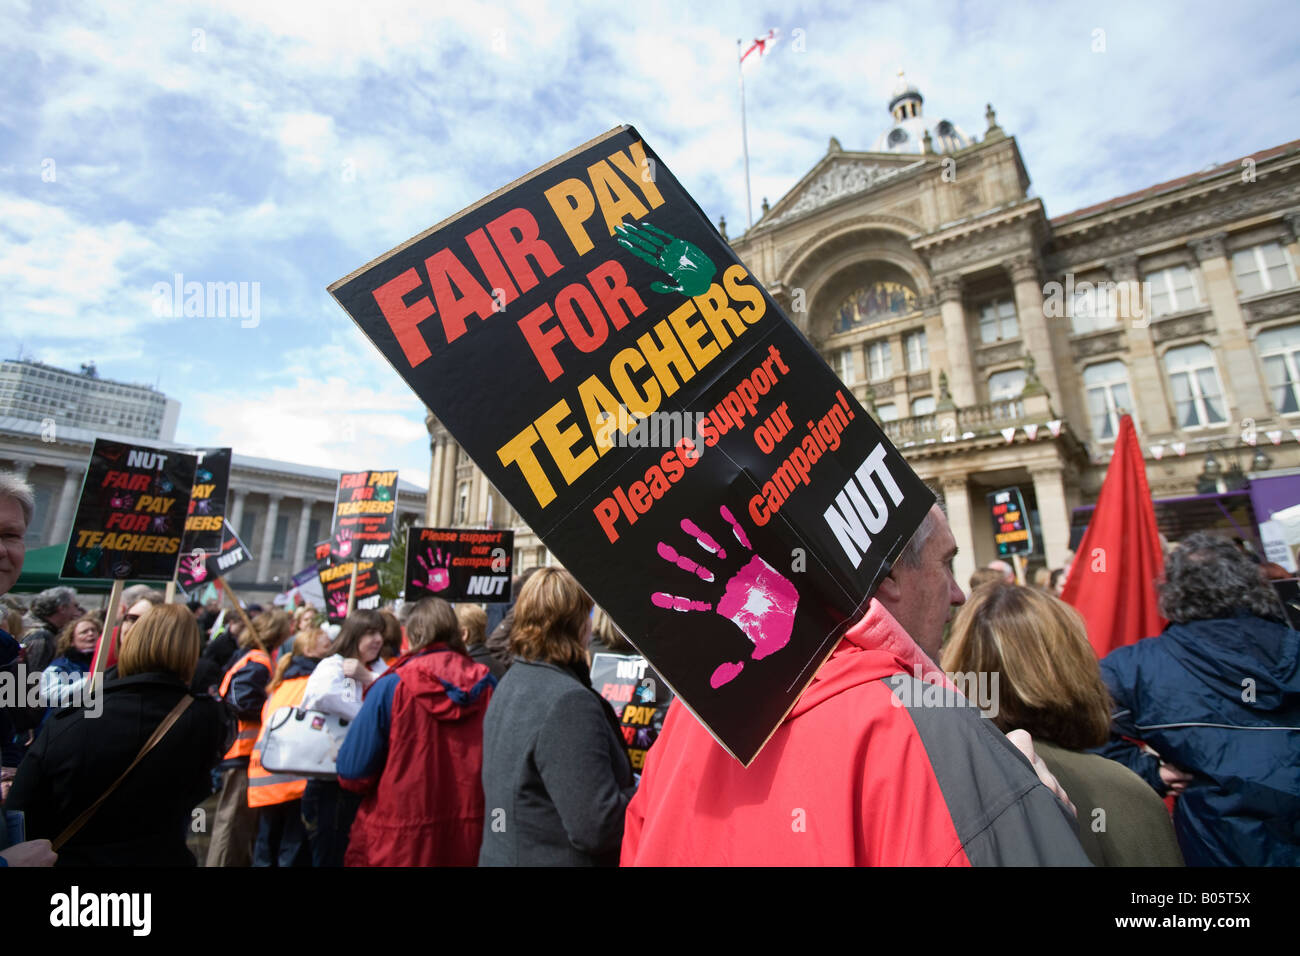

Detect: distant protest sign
180,447,232,553
330,470,399,562
176,525,253,594
285,562,326,610
329,126,932,764
62,439,197,581
988,487,1033,558
591,652,674,771
320,560,380,622
405,527,513,601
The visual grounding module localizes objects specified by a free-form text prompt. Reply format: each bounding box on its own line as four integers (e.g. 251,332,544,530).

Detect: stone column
439,444,458,526
469,473,482,527
256,494,282,581
427,437,444,527
227,489,246,541
295,498,314,566
939,475,976,592
1006,255,1064,413
1189,232,1270,422
48,464,85,546
1108,254,1172,434
1030,465,1072,569
935,275,976,407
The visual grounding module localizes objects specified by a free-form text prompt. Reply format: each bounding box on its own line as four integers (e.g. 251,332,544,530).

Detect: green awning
12,544,156,595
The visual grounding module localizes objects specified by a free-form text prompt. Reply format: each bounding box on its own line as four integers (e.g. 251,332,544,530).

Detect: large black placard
179,447,232,554
329,126,933,764
61,439,197,581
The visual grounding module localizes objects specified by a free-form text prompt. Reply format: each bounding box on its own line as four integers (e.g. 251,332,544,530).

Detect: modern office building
1,417,426,603
0,359,181,442
425,76,1300,587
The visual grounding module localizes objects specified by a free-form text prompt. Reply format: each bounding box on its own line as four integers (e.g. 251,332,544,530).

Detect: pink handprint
413,547,451,592
651,505,799,689
180,552,208,584
109,492,135,510
327,589,348,618
334,528,353,558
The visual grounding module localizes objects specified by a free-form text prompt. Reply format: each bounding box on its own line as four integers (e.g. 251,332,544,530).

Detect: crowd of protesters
1,467,1297,867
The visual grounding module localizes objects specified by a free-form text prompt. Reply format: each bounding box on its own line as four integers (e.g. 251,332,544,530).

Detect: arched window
1257,323,1300,415
867,341,892,381
1082,361,1133,441
904,330,929,371
1164,344,1227,428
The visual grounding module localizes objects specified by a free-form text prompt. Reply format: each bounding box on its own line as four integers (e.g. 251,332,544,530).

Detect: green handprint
615,221,717,297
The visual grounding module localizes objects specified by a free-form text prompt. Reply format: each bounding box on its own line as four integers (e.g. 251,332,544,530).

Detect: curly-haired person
1096,532,1300,866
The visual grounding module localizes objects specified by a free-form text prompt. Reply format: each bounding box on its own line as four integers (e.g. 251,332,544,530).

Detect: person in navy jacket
1097,533,1300,866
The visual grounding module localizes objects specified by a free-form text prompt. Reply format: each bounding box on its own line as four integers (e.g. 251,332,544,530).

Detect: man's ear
875,568,904,604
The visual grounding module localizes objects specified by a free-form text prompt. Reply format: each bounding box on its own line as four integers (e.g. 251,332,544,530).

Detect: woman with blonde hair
479,568,634,866
8,604,231,865
206,609,293,866
941,585,1182,866
247,626,331,867
40,613,101,709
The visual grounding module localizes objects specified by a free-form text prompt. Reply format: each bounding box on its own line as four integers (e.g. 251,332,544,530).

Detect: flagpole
738,39,753,231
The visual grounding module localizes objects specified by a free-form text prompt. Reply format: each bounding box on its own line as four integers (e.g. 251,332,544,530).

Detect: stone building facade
424,78,1300,589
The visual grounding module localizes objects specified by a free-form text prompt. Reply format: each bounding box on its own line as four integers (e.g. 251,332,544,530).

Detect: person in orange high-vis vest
205,610,292,867
247,627,331,867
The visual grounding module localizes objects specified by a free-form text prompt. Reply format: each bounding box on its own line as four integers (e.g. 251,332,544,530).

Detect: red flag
740,29,780,66
1061,414,1165,657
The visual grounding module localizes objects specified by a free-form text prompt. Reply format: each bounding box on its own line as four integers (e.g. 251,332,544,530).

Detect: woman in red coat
337,598,495,866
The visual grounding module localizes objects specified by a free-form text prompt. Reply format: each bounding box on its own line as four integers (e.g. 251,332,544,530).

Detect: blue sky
3,0,1298,489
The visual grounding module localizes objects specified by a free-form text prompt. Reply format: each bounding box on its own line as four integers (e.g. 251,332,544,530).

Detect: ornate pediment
765,157,924,227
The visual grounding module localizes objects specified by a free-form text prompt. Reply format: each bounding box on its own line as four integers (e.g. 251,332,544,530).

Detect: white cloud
5,0,1299,498
181,374,430,488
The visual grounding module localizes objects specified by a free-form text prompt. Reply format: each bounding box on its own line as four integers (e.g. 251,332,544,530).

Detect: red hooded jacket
338,645,495,867
621,601,1088,866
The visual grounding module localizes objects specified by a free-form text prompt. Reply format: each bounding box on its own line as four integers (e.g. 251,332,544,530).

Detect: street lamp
1197,441,1273,494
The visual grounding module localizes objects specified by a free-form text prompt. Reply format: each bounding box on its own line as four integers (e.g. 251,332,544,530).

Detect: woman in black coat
7,604,233,866
479,568,634,867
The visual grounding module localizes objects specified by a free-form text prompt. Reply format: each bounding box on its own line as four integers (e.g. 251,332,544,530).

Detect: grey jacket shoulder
886,673,1092,866
479,660,632,867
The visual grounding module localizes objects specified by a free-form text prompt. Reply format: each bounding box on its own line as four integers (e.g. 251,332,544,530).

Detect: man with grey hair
623,503,1089,866
0,469,58,866
21,585,84,673
1097,531,1300,866
0,472,34,597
